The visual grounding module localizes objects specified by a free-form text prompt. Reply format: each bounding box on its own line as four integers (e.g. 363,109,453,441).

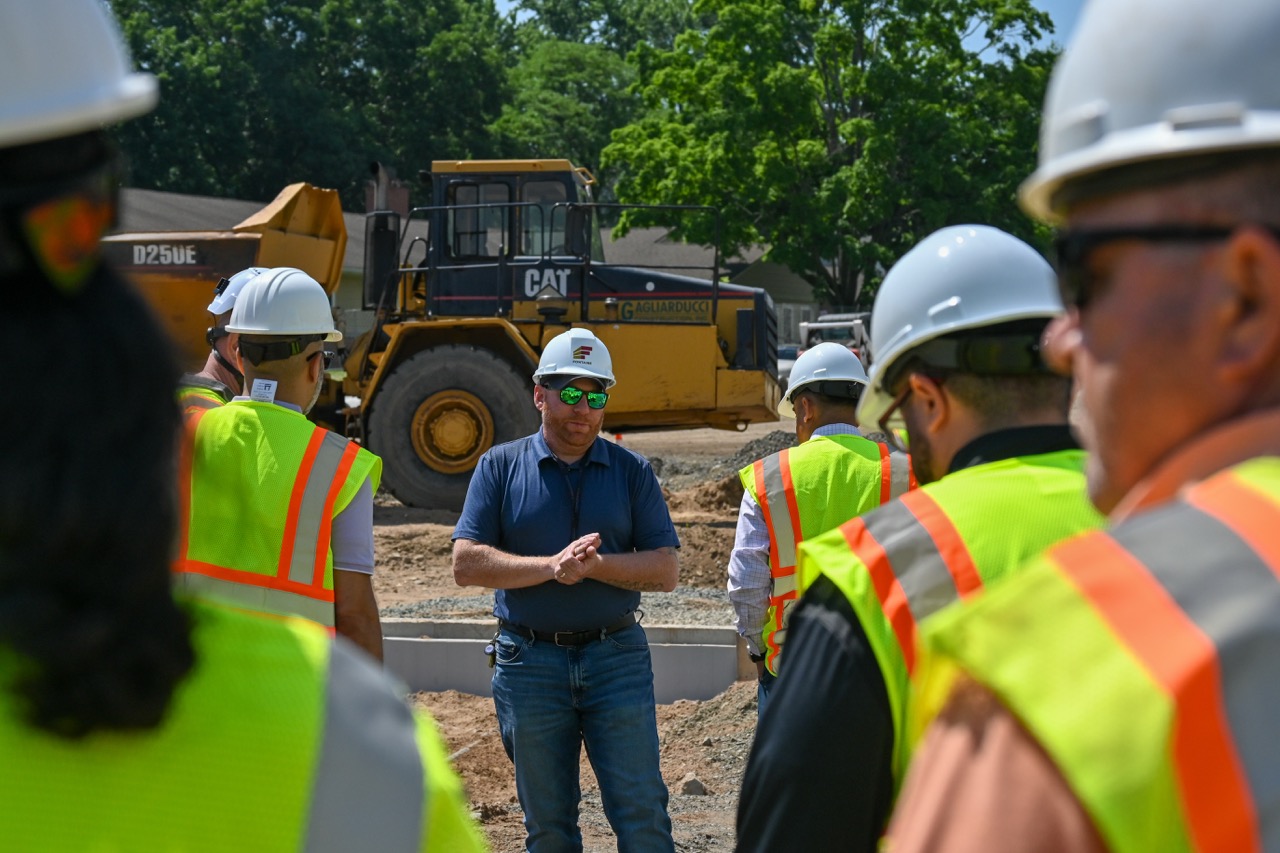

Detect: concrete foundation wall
383,619,755,705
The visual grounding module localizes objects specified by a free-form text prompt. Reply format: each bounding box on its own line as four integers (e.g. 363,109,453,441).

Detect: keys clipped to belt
485,631,499,668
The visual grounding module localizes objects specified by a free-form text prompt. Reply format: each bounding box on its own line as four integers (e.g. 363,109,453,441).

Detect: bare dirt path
380,422,795,852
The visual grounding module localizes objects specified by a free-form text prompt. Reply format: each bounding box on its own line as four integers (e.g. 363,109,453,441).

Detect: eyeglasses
878,385,912,453
308,349,340,370
549,385,609,409
1052,225,1279,310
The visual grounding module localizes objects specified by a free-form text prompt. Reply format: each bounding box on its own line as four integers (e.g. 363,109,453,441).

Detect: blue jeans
492,621,674,853
756,667,777,718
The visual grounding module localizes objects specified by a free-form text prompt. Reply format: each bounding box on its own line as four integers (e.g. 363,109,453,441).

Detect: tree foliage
493,0,704,199
111,0,510,207
602,0,1058,307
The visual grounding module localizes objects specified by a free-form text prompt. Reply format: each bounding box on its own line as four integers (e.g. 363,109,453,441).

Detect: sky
1034,0,1084,47
495,0,1088,50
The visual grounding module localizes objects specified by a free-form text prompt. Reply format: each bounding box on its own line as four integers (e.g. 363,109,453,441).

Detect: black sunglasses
1052,225,1277,310
548,385,608,409
308,349,340,370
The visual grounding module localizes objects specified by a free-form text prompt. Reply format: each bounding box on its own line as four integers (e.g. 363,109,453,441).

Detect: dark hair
0,262,195,738
793,386,862,411
890,319,1071,429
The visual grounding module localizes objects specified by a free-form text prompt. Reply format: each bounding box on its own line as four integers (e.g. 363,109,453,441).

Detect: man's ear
906,372,950,436
307,349,323,384
1218,227,1280,389
533,383,546,411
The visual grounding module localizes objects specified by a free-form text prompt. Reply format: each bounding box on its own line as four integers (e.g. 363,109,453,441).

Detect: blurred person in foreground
737,225,1103,853
0,3,484,850
889,0,1280,850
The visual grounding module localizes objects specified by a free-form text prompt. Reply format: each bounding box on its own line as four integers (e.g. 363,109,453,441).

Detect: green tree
111,0,510,207
603,0,1058,307
490,41,638,197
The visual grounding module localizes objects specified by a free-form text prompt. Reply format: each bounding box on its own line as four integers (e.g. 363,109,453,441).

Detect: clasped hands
551,533,603,585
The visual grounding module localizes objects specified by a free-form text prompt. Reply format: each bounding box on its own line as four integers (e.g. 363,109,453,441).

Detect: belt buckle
553,630,580,647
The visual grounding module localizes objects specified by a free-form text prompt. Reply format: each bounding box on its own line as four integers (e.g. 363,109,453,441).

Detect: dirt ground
377,422,794,852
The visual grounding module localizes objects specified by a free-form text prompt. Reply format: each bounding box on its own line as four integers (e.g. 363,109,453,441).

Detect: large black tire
367,345,539,510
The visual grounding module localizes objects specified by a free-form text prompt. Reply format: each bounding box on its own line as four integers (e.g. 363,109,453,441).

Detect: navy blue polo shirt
452,430,680,633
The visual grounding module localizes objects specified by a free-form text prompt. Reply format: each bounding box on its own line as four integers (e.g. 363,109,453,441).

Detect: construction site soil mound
379,422,789,850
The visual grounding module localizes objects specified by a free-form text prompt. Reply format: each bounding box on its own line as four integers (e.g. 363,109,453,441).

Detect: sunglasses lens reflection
557,387,608,409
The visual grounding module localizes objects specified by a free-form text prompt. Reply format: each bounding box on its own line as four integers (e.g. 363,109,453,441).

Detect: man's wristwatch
749,652,766,663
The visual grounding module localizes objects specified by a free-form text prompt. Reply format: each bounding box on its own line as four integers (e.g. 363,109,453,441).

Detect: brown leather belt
500,612,637,647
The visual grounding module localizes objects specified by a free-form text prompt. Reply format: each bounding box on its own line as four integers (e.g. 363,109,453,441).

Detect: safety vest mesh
177,383,226,417
918,457,1280,853
739,434,916,674
801,447,1102,782
0,598,485,851
176,401,382,628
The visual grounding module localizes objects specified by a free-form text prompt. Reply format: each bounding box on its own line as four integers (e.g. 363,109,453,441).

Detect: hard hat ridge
856,225,1062,429
778,342,869,419
1020,0,1280,221
226,267,342,343
533,329,616,389
208,267,268,316
0,2,158,150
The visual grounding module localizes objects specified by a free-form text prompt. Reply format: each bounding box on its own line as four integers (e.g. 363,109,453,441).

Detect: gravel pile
644,429,798,491
383,584,734,627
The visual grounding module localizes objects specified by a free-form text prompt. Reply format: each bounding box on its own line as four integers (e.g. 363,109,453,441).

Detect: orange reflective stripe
1189,474,1280,580
878,443,892,504
841,517,918,673
182,395,221,418
174,408,208,569
178,559,336,602
313,441,361,586
279,427,328,581
903,491,983,599
1054,533,1255,853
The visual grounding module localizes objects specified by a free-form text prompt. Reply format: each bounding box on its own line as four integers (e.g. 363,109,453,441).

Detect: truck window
448,182,511,259
521,180,567,255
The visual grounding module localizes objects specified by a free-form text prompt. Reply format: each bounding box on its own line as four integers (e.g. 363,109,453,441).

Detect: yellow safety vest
175,400,382,628
801,447,1102,783
740,433,915,674
0,598,486,851
917,458,1280,853
176,380,228,418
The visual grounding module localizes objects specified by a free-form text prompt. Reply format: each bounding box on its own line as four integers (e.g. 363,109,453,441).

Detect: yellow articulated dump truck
105,160,783,510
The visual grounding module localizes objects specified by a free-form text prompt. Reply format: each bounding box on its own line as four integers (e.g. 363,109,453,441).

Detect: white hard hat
857,225,1062,429
1020,0,1280,222
208,267,267,315
533,329,615,389
778,342,869,418
0,2,158,150
226,268,341,342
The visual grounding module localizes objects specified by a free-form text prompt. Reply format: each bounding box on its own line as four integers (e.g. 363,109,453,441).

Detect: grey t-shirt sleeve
331,477,375,575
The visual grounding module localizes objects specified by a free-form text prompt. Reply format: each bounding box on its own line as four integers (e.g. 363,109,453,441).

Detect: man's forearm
334,570,384,663
590,548,679,592
452,539,553,589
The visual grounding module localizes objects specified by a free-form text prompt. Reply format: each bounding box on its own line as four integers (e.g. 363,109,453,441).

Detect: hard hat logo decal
573,345,593,360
